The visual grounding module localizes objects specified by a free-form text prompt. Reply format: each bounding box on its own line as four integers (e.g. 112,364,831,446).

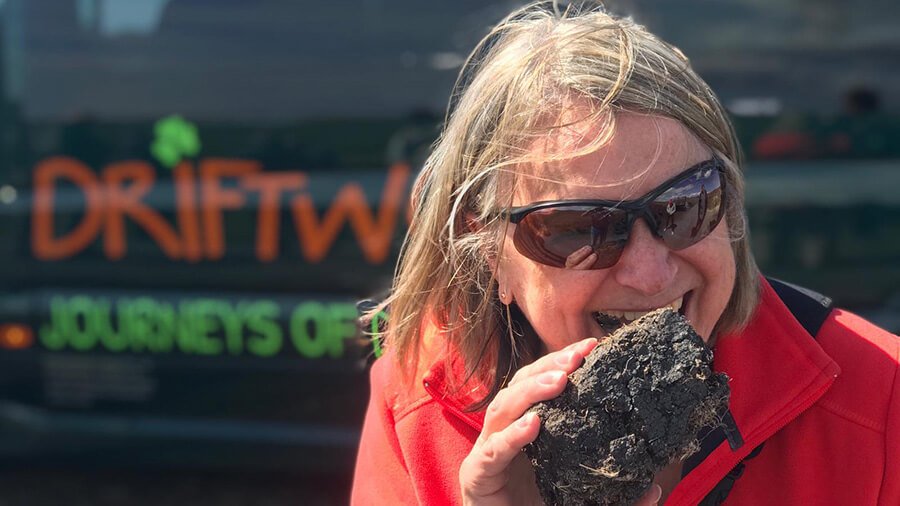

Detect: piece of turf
525,308,730,506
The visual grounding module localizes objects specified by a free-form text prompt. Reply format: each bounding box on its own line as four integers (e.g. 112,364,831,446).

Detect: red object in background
752,132,818,159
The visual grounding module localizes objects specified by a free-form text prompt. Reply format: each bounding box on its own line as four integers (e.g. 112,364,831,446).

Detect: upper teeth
600,296,683,322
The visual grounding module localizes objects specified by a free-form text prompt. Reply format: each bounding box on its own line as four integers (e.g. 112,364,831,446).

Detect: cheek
682,222,736,338
695,230,735,282
707,222,737,284
501,239,600,349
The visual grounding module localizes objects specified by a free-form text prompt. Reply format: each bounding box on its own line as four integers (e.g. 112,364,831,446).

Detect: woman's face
497,112,736,352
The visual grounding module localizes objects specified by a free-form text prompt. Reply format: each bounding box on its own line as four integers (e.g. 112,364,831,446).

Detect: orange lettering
291,163,410,263
33,156,413,264
31,157,103,260
242,172,306,262
174,162,203,262
351,163,410,263
103,161,183,260
200,159,261,260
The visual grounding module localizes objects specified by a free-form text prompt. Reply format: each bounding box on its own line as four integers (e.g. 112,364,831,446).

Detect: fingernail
517,412,534,428
537,370,565,386
565,337,595,351
580,337,598,349
554,351,576,367
650,484,662,503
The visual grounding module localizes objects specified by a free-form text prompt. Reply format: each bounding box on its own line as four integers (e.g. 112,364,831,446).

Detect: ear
492,237,514,304
466,211,511,301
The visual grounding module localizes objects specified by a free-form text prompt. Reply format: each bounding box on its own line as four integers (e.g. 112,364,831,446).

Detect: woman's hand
458,337,666,506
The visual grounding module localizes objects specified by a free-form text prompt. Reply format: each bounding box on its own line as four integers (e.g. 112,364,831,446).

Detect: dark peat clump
525,308,730,506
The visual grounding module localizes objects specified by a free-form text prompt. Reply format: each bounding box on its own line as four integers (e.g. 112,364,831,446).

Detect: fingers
634,484,662,506
565,246,598,270
460,412,540,499
482,370,565,438
482,337,597,440
508,337,597,388
461,337,601,503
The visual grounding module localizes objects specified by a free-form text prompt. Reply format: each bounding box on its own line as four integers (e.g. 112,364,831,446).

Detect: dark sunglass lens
514,207,628,268
649,167,725,249
514,209,593,267
588,208,630,268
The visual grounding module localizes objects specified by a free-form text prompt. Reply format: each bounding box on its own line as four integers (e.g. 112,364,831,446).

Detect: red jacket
352,279,900,505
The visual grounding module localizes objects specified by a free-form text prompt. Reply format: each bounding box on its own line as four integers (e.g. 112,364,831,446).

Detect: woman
352,2,900,504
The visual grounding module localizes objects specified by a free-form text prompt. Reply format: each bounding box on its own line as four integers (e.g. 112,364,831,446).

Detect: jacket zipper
423,378,484,433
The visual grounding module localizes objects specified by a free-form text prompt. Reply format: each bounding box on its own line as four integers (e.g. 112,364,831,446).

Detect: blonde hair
379,1,759,404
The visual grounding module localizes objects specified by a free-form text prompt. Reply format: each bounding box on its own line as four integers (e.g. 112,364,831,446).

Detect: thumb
637,484,662,505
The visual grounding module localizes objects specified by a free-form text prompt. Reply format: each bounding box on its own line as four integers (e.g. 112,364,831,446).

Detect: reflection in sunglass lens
649,168,724,250
514,207,630,269
588,209,630,268
514,209,591,267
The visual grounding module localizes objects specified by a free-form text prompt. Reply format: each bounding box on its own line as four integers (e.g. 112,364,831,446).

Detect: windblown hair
378,0,760,407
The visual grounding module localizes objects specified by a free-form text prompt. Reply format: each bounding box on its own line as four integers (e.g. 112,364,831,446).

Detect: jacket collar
422,350,488,432
422,277,841,503
669,277,840,504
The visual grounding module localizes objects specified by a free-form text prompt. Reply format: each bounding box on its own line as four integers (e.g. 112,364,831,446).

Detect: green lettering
326,303,359,358
94,298,128,352
216,300,244,356
39,296,70,351
290,302,328,358
120,300,147,352
126,298,175,353
151,300,177,352
175,300,197,353
39,294,292,359
190,299,224,355
68,296,98,351
243,301,282,357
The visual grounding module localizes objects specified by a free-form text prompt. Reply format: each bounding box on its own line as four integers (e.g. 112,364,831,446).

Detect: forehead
515,112,712,203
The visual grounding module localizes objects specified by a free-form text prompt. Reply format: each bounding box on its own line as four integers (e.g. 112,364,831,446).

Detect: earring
499,287,512,305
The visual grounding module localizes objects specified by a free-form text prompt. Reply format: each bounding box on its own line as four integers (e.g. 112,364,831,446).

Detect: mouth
592,292,689,334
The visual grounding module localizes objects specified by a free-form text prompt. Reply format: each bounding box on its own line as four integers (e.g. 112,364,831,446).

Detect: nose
611,219,677,296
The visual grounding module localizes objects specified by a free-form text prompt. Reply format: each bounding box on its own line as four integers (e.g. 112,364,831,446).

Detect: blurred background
0,0,898,504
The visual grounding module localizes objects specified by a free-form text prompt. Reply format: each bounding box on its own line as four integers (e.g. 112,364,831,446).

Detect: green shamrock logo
151,115,201,168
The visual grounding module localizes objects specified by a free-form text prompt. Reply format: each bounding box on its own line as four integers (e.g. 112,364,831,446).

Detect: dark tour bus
1,0,899,487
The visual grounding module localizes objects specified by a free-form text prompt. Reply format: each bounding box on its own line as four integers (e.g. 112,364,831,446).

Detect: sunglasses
503,157,727,269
